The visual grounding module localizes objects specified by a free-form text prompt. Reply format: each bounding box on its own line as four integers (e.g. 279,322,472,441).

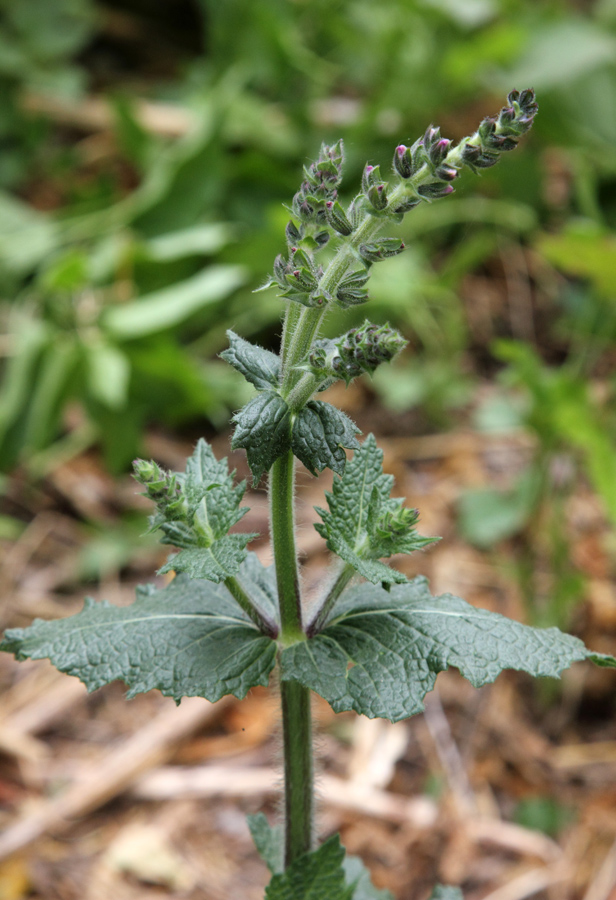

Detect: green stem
307,561,355,637
286,372,318,411
269,450,304,641
281,306,326,395
280,678,314,866
224,575,279,638
280,301,302,382
269,441,313,867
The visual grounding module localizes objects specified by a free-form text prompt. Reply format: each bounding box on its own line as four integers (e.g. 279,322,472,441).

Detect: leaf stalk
224,575,279,638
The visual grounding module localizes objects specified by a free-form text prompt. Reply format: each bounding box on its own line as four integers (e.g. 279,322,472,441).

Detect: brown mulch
0,400,615,900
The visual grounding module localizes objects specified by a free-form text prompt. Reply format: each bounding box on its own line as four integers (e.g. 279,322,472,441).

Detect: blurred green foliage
0,0,615,620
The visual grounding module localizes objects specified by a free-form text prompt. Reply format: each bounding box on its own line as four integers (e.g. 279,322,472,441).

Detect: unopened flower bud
359,238,405,263
285,220,301,245
376,505,420,539
434,164,458,181
392,197,421,215
416,182,454,200
133,459,185,518
325,200,354,236
429,138,451,167
478,116,497,141
461,142,481,164
393,144,413,178
339,269,370,289
367,183,388,211
335,286,369,308
273,254,287,283
498,106,516,126
287,267,317,292
361,163,381,194
133,458,161,486
336,269,370,306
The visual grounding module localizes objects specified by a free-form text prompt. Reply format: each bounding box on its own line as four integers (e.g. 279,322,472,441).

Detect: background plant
2,0,616,486
2,91,615,899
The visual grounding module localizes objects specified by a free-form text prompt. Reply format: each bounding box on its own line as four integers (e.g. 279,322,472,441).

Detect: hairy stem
280,678,314,866
224,575,279,638
269,450,304,642
286,372,319,411
280,301,302,383
307,561,355,637
281,306,326,395
269,445,313,866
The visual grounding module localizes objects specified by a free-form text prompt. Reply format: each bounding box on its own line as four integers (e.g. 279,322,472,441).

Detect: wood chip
0,696,230,861
132,764,438,828
479,864,568,900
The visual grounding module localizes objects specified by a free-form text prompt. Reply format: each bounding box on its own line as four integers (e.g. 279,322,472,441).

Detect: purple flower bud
435,165,458,181
429,137,452,167
424,125,440,147
367,183,388,210
499,107,516,125
393,197,421,214
519,88,535,107
325,199,354,236
359,238,405,263
393,144,413,178
417,182,454,199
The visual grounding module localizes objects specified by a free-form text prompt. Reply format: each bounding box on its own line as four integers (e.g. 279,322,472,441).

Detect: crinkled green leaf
343,857,394,900
231,391,292,483
159,534,256,582
221,330,281,391
181,438,248,539
138,439,254,584
264,835,353,900
0,572,277,703
281,577,615,723
315,434,435,585
249,816,391,898
239,551,280,623
292,401,360,476
248,813,284,875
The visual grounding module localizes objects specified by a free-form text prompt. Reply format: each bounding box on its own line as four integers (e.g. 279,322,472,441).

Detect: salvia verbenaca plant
2,90,615,899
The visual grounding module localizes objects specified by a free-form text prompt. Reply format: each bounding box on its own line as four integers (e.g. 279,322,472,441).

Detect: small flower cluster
393,127,457,201
460,88,539,170
308,321,407,386
259,143,347,309
133,459,185,520
261,90,538,330
391,89,539,204
376,506,420,540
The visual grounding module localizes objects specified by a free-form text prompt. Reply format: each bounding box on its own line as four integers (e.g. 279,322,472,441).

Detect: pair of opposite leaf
134,431,432,599
3,435,613,727
222,329,363,482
